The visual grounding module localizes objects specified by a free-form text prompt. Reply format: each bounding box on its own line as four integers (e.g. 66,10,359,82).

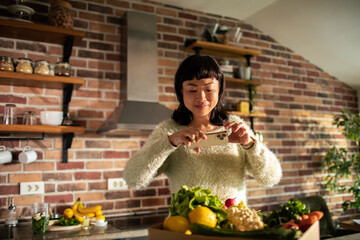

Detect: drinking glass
31,203,49,234
23,111,37,125
3,104,17,124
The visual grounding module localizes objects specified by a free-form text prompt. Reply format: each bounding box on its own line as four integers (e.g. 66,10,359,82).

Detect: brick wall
0,0,359,223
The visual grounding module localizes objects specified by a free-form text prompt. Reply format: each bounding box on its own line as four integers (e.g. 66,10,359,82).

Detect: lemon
163,216,190,233
64,208,74,219
188,206,217,228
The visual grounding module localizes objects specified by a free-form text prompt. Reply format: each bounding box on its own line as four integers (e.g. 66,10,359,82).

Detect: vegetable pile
163,186,323,240
260,200,310,228
169,185,227,227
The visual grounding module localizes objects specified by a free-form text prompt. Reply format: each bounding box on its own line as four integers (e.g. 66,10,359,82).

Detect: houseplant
323,110,360,211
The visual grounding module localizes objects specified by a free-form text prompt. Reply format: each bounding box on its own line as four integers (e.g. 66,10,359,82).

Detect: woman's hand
168,127,207,152
224,121,254,147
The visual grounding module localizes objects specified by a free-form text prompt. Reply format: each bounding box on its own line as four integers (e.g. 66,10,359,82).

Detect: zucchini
190,223,302,240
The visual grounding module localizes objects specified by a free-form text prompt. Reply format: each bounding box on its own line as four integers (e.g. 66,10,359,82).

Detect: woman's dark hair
172,54,228,126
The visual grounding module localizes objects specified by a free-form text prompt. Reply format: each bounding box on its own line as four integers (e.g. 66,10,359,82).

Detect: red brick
74,172,102,180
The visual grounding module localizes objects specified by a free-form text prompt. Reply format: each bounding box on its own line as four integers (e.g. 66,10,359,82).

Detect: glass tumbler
31,203,49,234
23,111,37,125
3,104,17,125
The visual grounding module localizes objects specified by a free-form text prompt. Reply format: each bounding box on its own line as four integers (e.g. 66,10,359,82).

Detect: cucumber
190,223,302,240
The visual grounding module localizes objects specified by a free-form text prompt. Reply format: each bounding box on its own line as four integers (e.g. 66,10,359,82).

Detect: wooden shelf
0,18,84,46
225,77,262,87
0,71,84,89
185,40,261,59
230,111,267,118
0,124,84,134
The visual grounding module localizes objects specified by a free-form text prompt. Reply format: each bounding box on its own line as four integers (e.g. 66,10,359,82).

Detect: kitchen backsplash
0,0,358,223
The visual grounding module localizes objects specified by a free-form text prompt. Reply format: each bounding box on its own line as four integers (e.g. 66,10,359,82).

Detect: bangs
179,56,222,81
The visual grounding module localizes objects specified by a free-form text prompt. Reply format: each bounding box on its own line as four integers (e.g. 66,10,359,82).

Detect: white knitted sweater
124,115,282,204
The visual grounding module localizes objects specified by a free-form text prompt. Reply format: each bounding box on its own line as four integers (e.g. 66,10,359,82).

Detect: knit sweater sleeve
228,114,282,187
123,119,177,189
244,139,282,187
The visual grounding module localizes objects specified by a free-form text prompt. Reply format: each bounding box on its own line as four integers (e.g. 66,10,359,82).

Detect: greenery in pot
322,110,360,211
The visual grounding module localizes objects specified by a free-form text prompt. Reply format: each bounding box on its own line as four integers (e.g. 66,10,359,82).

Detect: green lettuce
169,185,227,227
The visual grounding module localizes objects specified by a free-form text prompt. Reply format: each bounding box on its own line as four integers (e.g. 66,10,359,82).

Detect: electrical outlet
20,181,45,195
108,178,128,190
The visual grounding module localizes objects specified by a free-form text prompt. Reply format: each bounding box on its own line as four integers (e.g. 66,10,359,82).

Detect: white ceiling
156,0,360,93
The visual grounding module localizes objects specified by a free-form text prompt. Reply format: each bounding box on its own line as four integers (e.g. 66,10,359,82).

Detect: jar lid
0,56,14,62
51,0,72,9
17,58,32,62
56,62,71,67
35,60,49,64
5,104,16,107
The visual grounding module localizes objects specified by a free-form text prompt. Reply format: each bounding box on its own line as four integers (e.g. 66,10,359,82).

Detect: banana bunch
64,198,104,223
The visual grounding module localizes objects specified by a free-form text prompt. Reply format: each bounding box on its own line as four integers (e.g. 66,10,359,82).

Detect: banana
71,198,101,223
78,203,102,214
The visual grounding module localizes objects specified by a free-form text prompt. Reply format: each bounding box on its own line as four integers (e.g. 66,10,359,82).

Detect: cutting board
47,224,82,231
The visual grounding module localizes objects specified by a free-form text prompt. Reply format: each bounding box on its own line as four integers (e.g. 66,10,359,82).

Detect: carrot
309,211,323,220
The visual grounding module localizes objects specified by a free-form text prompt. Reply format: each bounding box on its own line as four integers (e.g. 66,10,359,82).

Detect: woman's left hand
224,121,254,147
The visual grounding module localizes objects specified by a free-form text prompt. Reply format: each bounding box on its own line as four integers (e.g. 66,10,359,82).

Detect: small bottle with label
5,197,18,227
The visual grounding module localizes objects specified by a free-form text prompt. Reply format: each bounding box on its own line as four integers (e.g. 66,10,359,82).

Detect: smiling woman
124,54,282,205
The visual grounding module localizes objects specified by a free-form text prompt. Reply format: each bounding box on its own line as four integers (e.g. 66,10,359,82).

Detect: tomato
309,211,323,220
283,222,299,230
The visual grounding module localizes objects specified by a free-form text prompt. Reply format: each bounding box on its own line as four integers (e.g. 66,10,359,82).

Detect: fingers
225,121,253,146
169,127,206,147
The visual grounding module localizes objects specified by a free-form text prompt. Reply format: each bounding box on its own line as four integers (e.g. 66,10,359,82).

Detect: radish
225,198,236,207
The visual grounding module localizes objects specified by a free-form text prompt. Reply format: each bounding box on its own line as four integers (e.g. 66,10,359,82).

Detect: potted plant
322,110,360,211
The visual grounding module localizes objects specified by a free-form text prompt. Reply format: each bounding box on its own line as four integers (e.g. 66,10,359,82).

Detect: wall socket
20,181,45,195
108,178,128,190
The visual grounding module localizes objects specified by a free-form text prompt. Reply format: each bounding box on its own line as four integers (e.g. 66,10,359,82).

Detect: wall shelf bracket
63,84,73,117
62,132,74,163
63,36,74,63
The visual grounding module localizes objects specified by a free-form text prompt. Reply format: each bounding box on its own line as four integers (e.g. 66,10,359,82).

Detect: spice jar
48,0,74,28
0,56,15,72
55,62,71,77
16,58,33,74
34,60,50,75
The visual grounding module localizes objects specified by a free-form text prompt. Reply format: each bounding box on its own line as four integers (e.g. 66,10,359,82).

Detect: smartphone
187,131,229,149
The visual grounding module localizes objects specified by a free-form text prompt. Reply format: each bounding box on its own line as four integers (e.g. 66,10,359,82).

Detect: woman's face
182,78,220,119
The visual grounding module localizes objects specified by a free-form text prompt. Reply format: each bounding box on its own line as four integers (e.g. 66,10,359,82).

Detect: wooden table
339,220,360,232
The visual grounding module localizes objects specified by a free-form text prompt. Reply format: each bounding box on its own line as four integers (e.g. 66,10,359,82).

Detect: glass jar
55,62,71,77
34,60,50,75
48,0,74,29
16,58,33,74
0,56,15,72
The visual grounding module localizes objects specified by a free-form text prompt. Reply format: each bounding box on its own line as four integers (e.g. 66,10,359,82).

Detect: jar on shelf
48,0,74,29
55,62,71,77
34,60,50,75
16,58,33,74
0,56,15,72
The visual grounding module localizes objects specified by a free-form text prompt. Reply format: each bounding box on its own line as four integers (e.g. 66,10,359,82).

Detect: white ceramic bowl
40,111,63,126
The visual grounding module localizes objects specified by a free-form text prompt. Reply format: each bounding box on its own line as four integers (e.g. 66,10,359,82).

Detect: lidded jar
16,58,33,74
55,62,71,77
0,56,15,72
34,60,50,75
48,0,74,28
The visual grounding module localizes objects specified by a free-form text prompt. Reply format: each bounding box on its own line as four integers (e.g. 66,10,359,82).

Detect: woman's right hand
168,127,206,150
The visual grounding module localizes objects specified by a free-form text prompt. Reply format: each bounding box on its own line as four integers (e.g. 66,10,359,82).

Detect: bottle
5,197,18,227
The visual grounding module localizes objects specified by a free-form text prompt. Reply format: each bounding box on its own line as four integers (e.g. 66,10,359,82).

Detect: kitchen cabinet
0,18,85,163
185,40,266,131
